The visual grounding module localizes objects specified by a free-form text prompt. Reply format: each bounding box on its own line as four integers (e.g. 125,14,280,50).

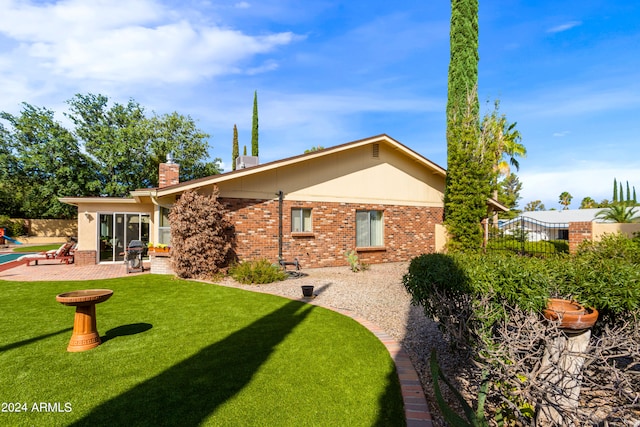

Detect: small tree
232,124,239,171
169,188,234,278
524,200,545,212
251,91,259,157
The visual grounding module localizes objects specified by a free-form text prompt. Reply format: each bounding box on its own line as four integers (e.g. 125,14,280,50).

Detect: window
159,206,171,245
356,210,383,247
291,208,312,232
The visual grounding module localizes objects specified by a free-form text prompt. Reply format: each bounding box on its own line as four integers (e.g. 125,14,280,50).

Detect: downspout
276,190,283,262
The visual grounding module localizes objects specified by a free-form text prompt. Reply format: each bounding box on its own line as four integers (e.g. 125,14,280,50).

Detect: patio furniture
56,289,113,352
19,242,75,266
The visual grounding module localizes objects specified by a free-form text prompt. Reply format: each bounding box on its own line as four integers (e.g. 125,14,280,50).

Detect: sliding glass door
99,213,150,262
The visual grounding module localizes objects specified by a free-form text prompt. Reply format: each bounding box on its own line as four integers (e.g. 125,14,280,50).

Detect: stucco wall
592,222,640,240
222,197,444,268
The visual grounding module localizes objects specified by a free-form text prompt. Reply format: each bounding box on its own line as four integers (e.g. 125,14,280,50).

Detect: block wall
569,221,593,253
221,197,443,268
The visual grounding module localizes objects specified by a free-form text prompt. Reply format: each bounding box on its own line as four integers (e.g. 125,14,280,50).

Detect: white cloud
518,164,640,209
552,131,570,137
547,21,582,34
0,0,297,85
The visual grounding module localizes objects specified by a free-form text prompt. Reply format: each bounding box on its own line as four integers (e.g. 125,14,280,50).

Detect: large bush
403,234,640,424
169,188,234,279
229,259,287,284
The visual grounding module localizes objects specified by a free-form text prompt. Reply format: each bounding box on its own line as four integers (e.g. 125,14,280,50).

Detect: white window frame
356,210,384,247
291,208,312,232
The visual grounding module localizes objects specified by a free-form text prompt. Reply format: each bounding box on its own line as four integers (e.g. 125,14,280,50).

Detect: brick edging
327,307,434,426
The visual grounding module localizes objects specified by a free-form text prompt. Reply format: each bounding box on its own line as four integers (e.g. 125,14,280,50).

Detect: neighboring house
500,209,640,251
61,134,506,268
500,209,607,242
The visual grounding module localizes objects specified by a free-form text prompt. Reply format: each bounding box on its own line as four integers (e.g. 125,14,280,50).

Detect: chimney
159,153,179,188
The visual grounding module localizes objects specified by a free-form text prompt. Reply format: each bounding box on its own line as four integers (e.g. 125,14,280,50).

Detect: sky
0,0,638,210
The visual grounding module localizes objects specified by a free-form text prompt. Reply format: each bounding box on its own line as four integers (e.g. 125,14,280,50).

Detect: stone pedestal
537,329,591,425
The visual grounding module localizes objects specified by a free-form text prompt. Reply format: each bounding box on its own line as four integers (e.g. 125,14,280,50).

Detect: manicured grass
12,244,64,253
0,275,405,426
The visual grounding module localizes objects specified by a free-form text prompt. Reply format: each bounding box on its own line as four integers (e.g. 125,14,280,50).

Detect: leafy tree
232,124,239,171
0,104,100,218
144,112,221,184
595,204,640,223
304,145,325,153
66,93,220,196
251,91,259,157
559,191,572,210
66,93,150,196
0,123,21,217
524,200,545,212
444,0,486,252
580,197,596,209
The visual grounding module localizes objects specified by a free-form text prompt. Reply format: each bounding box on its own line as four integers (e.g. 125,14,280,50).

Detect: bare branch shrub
169,187,234,279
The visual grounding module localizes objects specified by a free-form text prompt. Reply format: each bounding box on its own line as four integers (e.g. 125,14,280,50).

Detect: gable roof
136,134,446,198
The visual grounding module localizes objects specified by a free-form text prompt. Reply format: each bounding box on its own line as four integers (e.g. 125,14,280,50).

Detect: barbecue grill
125,240,145,273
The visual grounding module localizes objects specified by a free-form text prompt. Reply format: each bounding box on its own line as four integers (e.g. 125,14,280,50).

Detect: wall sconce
84,211,90,219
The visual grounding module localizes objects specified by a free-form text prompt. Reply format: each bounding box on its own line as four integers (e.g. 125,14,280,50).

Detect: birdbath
56,289,113,352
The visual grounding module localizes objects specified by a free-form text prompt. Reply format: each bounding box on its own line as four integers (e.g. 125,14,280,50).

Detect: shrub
344,249,368,272
229,259,287,284
0,216,27,237
169,188,235,279
403,237,640,425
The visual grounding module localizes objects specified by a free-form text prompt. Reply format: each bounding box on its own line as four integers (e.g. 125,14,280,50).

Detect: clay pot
543,298,598,331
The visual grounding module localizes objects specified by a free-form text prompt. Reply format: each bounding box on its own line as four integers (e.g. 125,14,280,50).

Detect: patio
0,260,150,282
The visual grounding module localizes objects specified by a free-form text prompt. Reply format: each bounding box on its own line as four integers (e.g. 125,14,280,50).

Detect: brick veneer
569,221,593,253
221,197,444,268
74,250,97,266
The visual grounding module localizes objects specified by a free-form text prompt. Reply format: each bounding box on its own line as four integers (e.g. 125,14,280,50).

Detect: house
60,134,505,269
499,209,640,252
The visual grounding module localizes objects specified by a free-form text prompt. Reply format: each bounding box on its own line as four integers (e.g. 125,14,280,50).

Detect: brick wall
74,250,96,266
569,221,593,253
149,253,174,274
221,197,443,268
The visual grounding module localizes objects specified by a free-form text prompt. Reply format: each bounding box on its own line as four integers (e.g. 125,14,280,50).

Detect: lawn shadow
0,327,73,352
100,323,153,344
70,300,314,426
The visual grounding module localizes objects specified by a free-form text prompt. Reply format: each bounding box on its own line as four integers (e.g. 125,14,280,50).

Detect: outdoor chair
19,242,76,266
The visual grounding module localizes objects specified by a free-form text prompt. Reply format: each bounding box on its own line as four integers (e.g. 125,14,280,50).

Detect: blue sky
0,0,638,209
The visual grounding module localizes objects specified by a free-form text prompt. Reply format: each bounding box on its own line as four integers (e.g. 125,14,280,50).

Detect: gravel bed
216,262,466,426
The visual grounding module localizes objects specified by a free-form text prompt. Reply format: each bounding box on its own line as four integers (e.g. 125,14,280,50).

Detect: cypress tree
251,91,259,157
232,124,239,171
444,0,487,251
613,178,618,203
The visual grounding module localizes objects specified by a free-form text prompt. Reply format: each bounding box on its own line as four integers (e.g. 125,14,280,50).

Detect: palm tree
580,197,596,209
595,204,640,223
559,192,572,210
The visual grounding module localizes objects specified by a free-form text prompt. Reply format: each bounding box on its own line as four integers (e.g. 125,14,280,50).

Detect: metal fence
486,216,570,256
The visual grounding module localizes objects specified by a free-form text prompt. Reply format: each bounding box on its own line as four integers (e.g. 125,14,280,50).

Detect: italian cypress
444,0,488,251
613,178,618,203
232,124,239,171
251,91,259,157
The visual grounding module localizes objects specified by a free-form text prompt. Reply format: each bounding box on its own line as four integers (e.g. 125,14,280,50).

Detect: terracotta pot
543,298,598,331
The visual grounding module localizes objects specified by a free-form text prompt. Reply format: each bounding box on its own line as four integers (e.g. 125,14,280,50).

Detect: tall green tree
251,91,259,157
232,124,239,171
144,112,221,183
66,93,220,196
0,104,99,218
497,173,522,218
444,0,485,251
66,93,149,196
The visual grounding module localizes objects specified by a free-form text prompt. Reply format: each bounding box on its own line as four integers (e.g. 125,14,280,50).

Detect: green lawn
0,275,405,426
